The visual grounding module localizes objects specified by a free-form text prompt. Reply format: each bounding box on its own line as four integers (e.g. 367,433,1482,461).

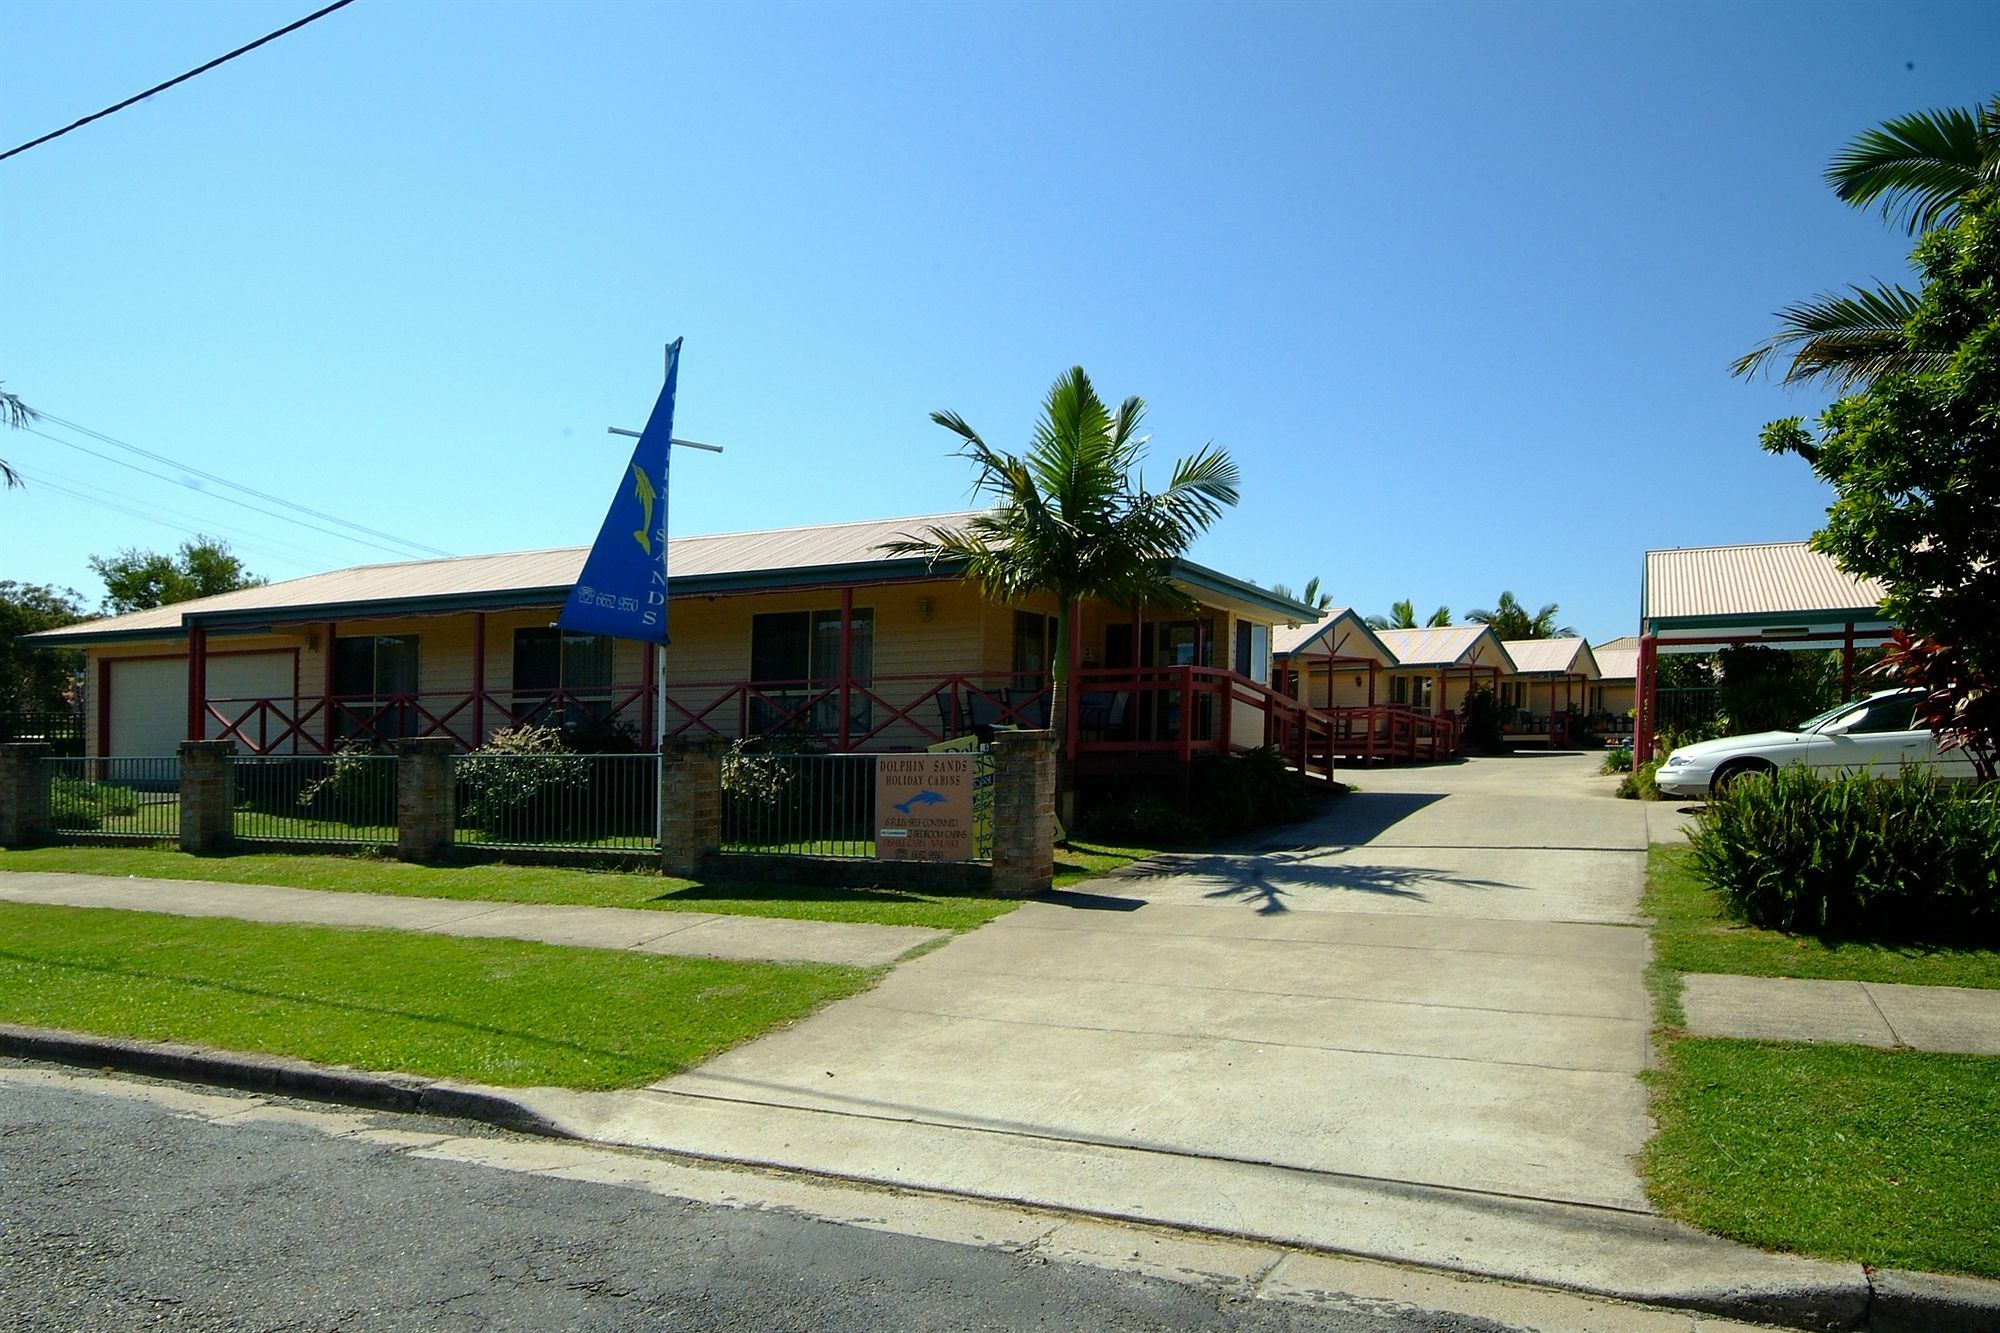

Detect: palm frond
1729,283,1940,389
1827,100,1999,234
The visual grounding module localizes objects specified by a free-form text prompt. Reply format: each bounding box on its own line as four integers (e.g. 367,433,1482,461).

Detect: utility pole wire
0,0,359,164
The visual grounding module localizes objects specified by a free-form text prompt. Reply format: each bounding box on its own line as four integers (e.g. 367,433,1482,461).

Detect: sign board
876,753,976,861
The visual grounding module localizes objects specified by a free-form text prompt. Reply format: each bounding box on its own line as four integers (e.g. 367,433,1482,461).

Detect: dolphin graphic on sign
629,463,658,554
894,789,948,815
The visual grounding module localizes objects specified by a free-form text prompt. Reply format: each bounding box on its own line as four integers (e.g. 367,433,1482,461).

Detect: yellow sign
876,753,976,861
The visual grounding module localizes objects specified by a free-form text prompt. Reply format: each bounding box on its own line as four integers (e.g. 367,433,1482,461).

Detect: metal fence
233,753,399,846
453,752,659,853
720,751,995,862
39,757,180,840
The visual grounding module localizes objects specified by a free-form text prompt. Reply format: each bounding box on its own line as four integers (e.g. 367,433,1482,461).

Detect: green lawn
0,900,870,1090
0,840,1165,932
1642,843,2000,1278
1643,1038,2000,1278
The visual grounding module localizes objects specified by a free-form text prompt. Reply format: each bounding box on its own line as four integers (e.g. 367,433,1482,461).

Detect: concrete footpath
1683,972,2000,1054
0,871,944,968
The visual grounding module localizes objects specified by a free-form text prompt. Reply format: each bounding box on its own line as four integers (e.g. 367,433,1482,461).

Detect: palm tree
1,385,34,488
1732,96,2000,390
1365,599,1450,630
1468,591,1575,641
1269,576,1332,611
884,366,1240,782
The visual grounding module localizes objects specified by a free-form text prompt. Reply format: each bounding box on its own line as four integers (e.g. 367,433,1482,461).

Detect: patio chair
1007,689,1051,728
965,691,1005,731
934,692,962,739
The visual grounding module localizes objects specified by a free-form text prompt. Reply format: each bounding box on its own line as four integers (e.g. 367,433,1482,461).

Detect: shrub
1080,791,1209,846
1602,747,1634,775
46,777,115,830
457,724,589,835
1616,759,1661,800
1689,765,2000,944
1191,745,1316,837
295,741,396,825
1458,686,1506,753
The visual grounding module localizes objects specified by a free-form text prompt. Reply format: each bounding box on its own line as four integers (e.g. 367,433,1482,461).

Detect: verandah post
838,587,854,751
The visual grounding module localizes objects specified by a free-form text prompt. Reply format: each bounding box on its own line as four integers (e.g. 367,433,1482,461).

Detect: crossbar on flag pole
608,426,723,453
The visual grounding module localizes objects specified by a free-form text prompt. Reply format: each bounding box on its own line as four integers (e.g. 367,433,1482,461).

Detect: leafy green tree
1365,599,1449,630
1269,576,1332,611
1467,591,1575,640
1762,187,2000,777
0,581,84,713
88,536,267,615
885,366,1240,777
1734,96,2000,389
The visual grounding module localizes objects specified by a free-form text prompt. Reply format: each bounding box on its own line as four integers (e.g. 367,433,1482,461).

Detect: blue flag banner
558,339,681,645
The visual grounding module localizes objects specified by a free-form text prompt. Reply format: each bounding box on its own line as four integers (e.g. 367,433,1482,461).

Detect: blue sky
3,0,1995,642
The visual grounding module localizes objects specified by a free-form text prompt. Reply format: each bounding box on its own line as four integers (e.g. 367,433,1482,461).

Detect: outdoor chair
1007,689,1051,728
965,691,1005,731
934,692,962,739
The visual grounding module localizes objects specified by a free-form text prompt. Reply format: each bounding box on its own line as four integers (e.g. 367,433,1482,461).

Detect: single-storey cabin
1269,614,1511,764
1497,637,1601,745
29,512,1330,785
1590,637,1639,736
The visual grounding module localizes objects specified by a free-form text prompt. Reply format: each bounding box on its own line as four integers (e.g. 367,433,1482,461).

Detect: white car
1654,688,1976,799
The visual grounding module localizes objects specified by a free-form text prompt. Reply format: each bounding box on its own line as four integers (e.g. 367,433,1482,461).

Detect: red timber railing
1326,705,1461,765
199,668,1447,773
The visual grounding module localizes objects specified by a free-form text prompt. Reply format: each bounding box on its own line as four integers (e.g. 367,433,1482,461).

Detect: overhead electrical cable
11,469,329,574
22,425,436,561
0,0,359,163
39,412,452,557
11,461,344,567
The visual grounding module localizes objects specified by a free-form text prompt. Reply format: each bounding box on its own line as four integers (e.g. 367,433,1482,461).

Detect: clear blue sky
3,0,1995,642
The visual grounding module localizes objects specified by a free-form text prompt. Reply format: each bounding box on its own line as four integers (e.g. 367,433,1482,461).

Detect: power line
10,468,330,574
22,425,437,561
33,413,452,558
11,460,344,568
0,0,359,164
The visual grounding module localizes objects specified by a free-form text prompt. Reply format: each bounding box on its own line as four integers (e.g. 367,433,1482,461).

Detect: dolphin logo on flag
559,339,681,645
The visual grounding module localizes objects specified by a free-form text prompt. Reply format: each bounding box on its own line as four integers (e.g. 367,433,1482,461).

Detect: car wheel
1709,759,1774,796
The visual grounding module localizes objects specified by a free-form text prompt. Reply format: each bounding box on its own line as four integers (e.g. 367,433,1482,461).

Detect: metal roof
1593,638,1640,682
1270,608,1394,663
1501,638,1599,678
1373,625,1518,672
31,510,1319,645
1642,542,1888,628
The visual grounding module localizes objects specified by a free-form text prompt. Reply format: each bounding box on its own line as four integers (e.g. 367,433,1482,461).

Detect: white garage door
107,657,188,757
107,652,298,756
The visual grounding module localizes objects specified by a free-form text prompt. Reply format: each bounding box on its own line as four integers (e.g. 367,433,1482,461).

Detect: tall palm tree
1365,599,1450,630
1269,575,1332,611
884,366,1240,779
1468,591,1575,641
1732,96,2000,390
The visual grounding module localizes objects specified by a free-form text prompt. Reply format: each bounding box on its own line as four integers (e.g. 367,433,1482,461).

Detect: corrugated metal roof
34,512,984,643
1644,542,1888,624
1502,638,1597,677
1593,640,1639,682
1271,609,1396,665
1374,625,1514,670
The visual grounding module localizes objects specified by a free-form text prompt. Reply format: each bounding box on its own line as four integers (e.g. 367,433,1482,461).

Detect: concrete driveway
536,753,1849,1299
649,751,1653,1207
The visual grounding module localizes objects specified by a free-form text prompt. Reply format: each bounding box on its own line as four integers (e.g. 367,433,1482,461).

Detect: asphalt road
0,1063,1511,1333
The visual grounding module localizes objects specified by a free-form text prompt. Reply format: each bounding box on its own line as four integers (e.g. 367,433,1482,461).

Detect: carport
1633,542,1892,761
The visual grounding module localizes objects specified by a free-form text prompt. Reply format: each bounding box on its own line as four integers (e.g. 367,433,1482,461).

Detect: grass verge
1642,844,2000,1278
0,901,871,1090
1643,1038,2000,1279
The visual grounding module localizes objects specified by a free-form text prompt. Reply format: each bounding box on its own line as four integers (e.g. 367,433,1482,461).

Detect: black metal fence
453,752,659,853
720,751,995,861
232,754,399,846
38,757,181,840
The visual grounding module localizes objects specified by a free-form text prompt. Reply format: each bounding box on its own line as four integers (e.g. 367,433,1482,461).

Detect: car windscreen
1795,701,1860,733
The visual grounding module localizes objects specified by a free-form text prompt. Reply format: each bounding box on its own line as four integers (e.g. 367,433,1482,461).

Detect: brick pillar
395,737,459,861
660,738,723,879
178,740,236,853
0,744,51,846
991,728,1056,898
